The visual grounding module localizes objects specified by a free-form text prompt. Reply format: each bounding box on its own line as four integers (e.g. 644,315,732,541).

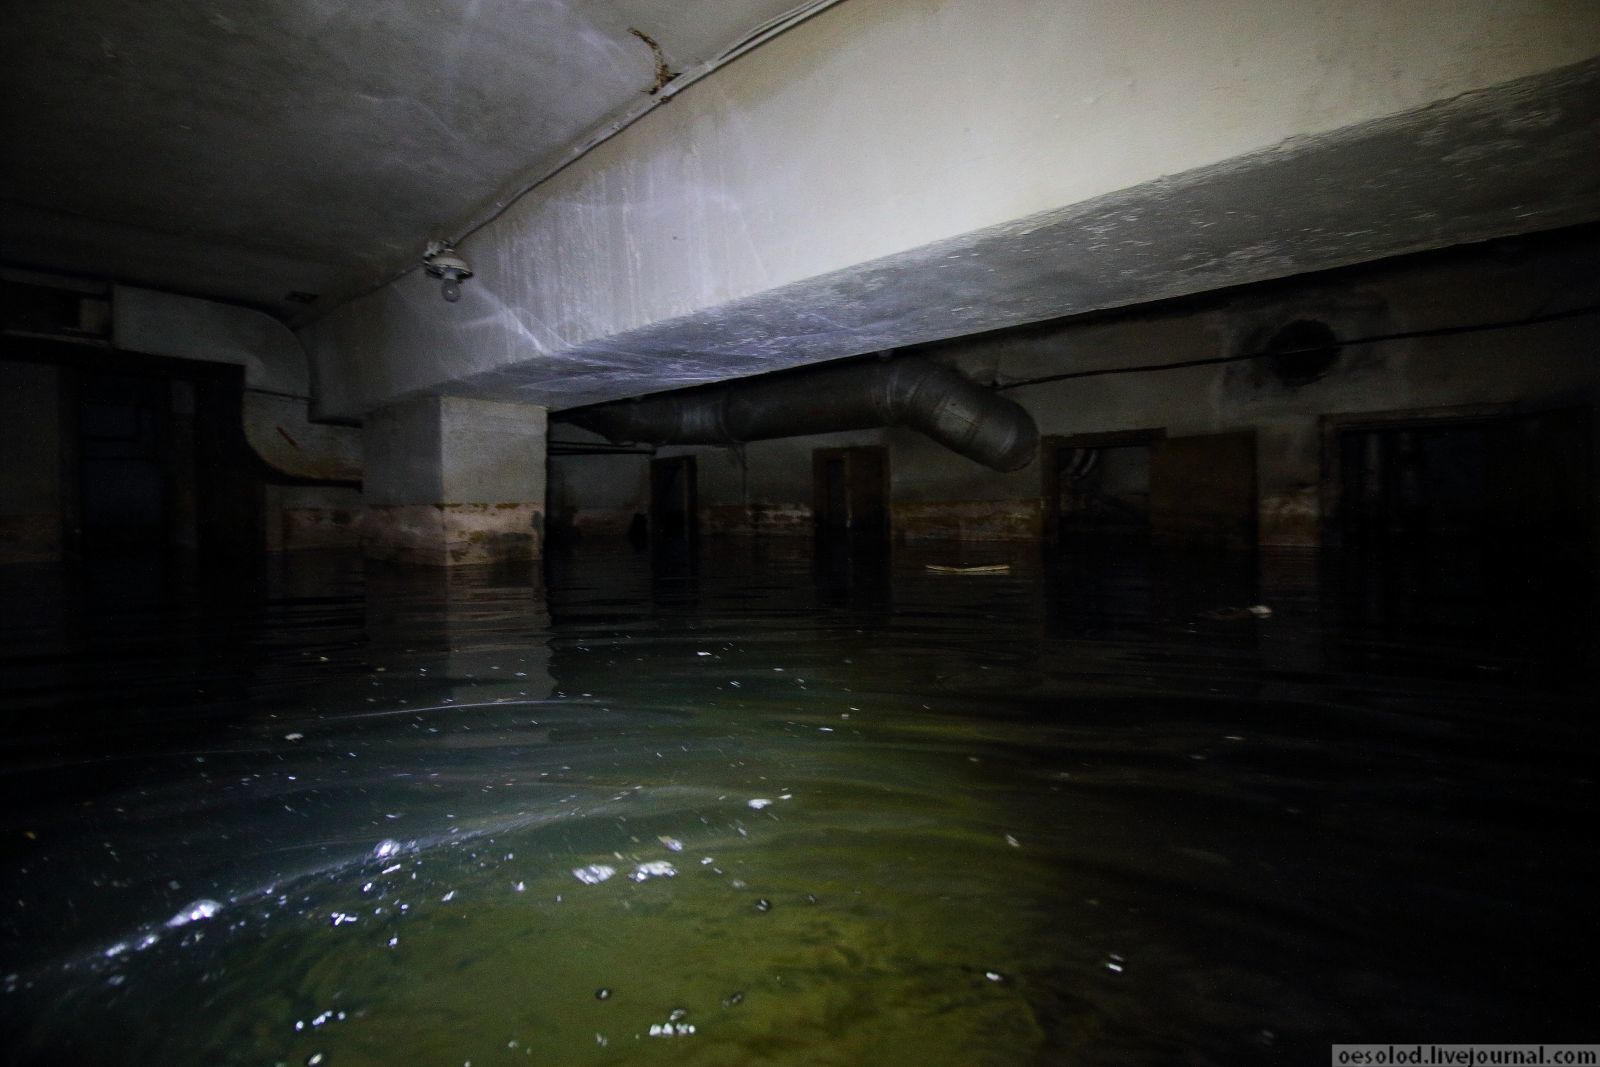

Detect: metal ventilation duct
561,355,1038,471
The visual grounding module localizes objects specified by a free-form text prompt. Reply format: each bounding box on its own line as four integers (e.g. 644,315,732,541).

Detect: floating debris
722,991,744,1008
595,987,612,1001
926,563,1011,575
657,836,684,852
572,864,616,885
747,798,773,810
1198,604,1273,621
754,898,772,913
166,899,221,928
372,839,403,860
631,861,677,882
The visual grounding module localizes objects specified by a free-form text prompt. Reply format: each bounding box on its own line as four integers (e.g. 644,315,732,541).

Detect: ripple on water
2,547,1595,1064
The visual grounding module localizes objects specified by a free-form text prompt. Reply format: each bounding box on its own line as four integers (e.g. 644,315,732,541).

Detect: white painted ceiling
0,0,820,321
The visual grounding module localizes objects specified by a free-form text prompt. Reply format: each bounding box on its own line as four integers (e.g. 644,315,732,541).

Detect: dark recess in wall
1265,319,1342,386
1327,405,1595,571
650,456,697,544
1043,430,1164,543
812,447,888,546
2,340,289,564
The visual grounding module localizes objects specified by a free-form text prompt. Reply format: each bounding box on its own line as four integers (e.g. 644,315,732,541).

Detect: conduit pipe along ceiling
562,356,1040,472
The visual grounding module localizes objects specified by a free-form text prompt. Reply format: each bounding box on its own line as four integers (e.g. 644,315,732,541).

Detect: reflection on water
0,542,1595,1065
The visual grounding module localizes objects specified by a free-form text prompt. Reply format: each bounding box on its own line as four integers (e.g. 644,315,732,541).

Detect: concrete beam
303,0,1600,419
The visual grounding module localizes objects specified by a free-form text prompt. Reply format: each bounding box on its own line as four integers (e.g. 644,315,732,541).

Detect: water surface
1,543,1595,1065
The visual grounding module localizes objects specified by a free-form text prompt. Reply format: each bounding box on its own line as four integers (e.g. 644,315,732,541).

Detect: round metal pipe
562,355,1038,471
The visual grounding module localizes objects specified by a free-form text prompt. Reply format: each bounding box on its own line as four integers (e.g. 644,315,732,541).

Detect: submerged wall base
362,396,547,566
362,503,544,566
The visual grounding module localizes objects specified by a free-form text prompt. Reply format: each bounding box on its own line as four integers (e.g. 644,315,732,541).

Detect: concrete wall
552,230,1600,548
303,0,1600,419
0,361,63,562
264,485,364,554
547,434,649,538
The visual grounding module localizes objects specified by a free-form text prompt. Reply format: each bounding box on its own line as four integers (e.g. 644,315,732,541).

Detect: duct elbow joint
888,360,1038,471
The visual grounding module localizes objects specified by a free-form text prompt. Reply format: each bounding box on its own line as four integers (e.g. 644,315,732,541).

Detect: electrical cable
992,302,1600,392
316,0,852,319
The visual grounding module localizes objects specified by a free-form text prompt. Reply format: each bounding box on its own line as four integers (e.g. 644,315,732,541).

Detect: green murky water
1,543,1595,1064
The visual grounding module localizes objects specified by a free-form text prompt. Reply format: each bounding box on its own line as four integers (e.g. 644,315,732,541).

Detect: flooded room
3,2,1599,1064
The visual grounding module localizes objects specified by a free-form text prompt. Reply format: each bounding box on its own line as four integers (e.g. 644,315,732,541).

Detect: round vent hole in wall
1265,319,1341,387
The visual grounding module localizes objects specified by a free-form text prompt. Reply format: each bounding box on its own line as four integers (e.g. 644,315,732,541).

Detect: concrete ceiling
0,0,818,321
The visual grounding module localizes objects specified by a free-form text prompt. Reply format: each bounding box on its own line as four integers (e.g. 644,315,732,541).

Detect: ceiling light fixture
423,242,473,303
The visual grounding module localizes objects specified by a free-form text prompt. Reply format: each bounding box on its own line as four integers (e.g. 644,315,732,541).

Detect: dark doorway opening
21,342,264,563
78,373,171,551
812,447,888,546
650,456,697,544
1332,407,1594,564
1044,430,1161,543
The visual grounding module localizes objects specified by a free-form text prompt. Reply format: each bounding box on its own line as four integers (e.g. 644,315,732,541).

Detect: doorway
78,372,170,550
649,456,698,544
812,446,888,543
1043,430,1161,542
1330,407,1594,562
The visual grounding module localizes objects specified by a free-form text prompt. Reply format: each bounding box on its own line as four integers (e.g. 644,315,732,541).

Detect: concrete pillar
362,395,546,566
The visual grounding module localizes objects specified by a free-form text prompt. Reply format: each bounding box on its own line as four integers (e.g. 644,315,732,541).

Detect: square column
362,396,546,566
